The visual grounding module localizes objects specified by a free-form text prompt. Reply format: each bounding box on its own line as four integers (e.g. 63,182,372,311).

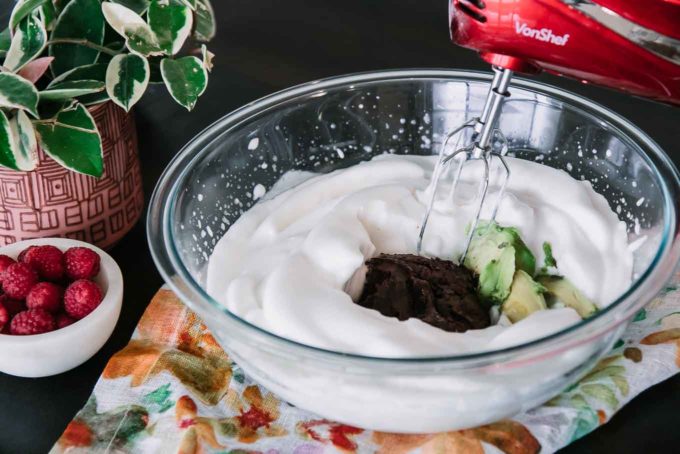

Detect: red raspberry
64,247,101,280
0,295,25,317
56,313,76,329
23,245,65,281
0,303,8,332
2,263,38,300
17,245,37,263
64,280,102,319
10,309,55,335
0,254,16,285
26,282,63,313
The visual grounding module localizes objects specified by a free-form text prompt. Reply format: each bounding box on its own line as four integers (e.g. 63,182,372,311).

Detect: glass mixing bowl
148,70,680,432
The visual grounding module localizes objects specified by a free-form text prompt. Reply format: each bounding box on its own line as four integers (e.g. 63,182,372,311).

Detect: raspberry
26,282,63,313
17,246,37,263
0,303,8,332
10,309,55,335
2,263,38,300
64,247,101,280
0,254,16,285
0,295,25,317
23,245,65,281
64,280,102,319
56,313,76,329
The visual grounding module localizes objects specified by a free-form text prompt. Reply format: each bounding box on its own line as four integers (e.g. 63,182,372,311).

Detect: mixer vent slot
457,0,487,23
465,0,485,8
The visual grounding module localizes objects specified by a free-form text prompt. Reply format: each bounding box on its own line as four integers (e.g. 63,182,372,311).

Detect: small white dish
0,238,123,378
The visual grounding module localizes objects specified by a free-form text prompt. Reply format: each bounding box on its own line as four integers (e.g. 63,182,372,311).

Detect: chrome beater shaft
417,67,513,261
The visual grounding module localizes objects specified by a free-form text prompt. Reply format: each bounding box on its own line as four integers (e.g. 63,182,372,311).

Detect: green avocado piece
464,221,536,304
478,246,516,304
502,270,547,323
537,275,597,319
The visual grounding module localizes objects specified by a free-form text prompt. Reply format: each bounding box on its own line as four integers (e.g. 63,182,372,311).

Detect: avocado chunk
464,221,536,304
502,270,547,323
478,246,515,305
537,275,597,319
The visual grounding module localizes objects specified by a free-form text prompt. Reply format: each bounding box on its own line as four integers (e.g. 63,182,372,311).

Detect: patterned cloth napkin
50,276,680,454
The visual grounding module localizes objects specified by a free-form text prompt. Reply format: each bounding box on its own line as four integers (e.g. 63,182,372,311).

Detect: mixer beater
417,66,514,261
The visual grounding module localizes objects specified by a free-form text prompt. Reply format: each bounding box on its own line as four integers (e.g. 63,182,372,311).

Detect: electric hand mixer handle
449,0,680,105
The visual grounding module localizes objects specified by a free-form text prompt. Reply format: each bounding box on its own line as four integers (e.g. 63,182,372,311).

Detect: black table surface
1,1,679,452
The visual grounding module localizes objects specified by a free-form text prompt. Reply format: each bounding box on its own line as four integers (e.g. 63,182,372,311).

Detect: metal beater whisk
417,66,513,261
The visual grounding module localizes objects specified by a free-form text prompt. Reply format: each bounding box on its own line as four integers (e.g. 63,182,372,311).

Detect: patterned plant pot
0,102,144,249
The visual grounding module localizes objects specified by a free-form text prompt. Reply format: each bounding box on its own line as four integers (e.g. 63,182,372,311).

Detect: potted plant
0,0,215,248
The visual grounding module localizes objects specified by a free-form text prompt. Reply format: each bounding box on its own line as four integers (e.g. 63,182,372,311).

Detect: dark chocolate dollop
356,254,489,333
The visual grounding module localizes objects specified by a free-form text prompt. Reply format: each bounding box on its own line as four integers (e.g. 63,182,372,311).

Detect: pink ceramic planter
0,102,144,250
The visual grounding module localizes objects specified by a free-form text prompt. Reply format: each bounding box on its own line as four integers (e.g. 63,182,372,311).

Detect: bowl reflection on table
148,70,680,432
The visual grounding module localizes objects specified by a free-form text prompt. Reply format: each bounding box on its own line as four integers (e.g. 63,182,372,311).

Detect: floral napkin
50,275,680,454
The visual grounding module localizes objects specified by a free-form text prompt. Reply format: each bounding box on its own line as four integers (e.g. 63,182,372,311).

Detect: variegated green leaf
49,0,106,76
102,2,163,56
52,0,72,13
126,28,164,56
49,62,108,86
106,53,149,111
48,62,110,104
110,0,151,15
40,80,106,100
0,111,22,171
0,73,39,118
4,13,47,71
0,28,11,58
40,1,57,31
193,0,215,42
0,111,37,171
148,0,192,55
9,0,50,30
180,0,196,9
34,103,103,176
102,2,143,36
0,111,20,171
9,111,38,171
160,56,207,111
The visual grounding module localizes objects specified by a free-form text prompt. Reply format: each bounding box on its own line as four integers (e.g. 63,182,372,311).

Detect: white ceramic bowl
0,238,123,377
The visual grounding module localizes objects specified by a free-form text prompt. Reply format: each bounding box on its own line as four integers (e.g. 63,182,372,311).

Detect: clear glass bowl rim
148,69,680,366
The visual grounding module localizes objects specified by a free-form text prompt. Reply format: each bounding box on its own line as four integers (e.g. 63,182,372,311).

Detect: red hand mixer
451,0,680,105
418,0,680,259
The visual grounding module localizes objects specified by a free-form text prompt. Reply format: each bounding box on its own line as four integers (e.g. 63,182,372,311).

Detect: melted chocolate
356,254,489,333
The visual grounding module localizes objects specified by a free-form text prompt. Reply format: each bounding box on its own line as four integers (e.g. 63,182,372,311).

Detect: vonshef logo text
514,20,570,46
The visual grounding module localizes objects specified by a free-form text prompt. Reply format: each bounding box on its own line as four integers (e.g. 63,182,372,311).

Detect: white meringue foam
207,154,632,357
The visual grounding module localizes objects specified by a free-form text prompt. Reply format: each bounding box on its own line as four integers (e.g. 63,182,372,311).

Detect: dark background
1,1,679,452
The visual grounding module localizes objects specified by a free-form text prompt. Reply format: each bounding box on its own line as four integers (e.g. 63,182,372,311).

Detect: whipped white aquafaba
207,154,632,357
